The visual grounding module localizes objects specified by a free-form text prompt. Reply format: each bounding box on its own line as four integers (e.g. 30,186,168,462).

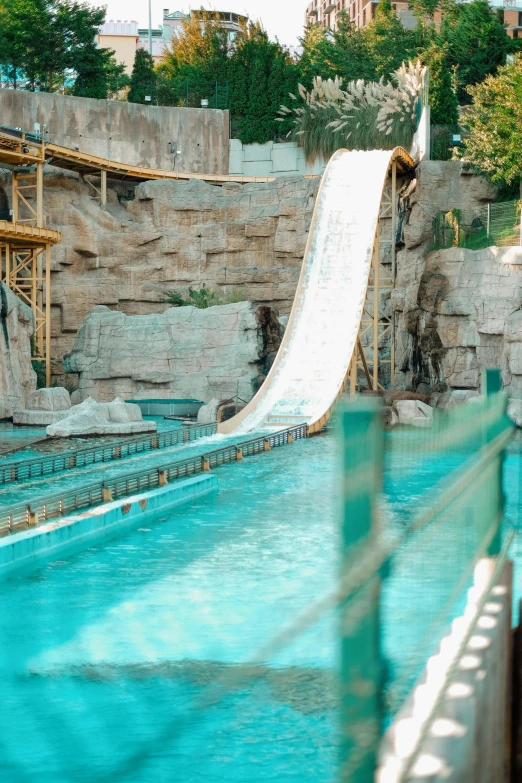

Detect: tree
0,0,117,96
72,47,128,100
298,14,376,88
363,0,417,78
158,9,229,105
439,0,510,102
422,43,458,128
229,23,299,143
128,49,156,104
460,55,522,184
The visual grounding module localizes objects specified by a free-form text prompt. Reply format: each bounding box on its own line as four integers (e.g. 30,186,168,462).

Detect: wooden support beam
100,170,107,208
45,243,51,386
36,161,44,227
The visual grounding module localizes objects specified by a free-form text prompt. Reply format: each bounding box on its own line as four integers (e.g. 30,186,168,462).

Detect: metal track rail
0,424,307,537
0,423,217,486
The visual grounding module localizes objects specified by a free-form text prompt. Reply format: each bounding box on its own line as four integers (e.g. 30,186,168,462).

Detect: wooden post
36,161,44,227
263,438,271,452
390,160,397,281
483,368,505,557
45,244,51,386
100,170,107,208
102,486,113,503
12,171,18,223
27,507,38,526
31,249,37,337
287,431,294,444
158,469,168,487
202,456,210,471
350,347,358,396
235,446,243,460
340,400,383,782
372,232,379,391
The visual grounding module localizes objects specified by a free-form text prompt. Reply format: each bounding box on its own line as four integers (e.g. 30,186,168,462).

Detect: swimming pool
0,428,519,782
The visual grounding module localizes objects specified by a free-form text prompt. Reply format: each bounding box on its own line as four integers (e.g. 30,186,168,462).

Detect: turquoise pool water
0,429,520,781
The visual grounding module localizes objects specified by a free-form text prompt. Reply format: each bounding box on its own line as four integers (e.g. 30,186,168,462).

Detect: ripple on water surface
0,428,521,782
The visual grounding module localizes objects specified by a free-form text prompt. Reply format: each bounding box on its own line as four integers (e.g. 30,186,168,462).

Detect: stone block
12,409,70,426
271,145,299,173
243,142,273,162
26,387,71,411
243,160,273,177
228,150,244,175
394,399,433,427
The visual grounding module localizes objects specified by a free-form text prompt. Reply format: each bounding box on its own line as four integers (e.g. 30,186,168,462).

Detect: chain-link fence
432,200,522,251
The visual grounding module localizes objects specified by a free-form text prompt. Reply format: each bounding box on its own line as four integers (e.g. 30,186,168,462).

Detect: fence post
483,368,504,556
340,400,384,782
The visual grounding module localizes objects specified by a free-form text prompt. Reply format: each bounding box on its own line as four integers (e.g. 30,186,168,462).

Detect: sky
90,0,307,46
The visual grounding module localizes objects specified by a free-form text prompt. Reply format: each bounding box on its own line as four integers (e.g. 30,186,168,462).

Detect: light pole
148,0,152,56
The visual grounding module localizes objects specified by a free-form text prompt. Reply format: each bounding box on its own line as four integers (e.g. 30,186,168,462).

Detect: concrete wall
229,139,325,178
0,474,218,581
0,91,230,174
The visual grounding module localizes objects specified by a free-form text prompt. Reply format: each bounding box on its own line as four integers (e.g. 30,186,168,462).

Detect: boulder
394,399,434,427
197,398,221,425
508,398,522,428
45,396,156,438
107,397,142,423
441,390,481,410
26,387,71,411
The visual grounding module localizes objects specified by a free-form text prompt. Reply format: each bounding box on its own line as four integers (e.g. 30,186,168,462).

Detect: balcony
489,0,522,7
324,2,336,12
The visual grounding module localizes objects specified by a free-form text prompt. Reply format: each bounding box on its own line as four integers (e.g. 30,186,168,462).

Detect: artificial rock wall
392,161,522,395
64,302,282,403
0,283,36,418
0,170,317,379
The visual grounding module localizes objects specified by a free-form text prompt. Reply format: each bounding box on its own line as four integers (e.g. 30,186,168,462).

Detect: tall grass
278,61,426,162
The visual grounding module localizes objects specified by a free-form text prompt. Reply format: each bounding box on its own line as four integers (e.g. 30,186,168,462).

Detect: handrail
0,423,217,486
0,424,307,537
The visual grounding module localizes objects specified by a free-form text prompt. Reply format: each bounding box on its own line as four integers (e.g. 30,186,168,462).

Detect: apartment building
305,0,522,36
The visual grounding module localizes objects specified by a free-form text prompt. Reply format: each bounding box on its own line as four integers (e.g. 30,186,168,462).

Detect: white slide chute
219,147,414,436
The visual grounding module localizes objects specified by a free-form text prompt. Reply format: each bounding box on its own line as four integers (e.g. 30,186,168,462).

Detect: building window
519,11,522,26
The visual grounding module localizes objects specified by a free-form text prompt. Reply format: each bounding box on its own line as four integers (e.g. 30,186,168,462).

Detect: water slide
219,147,414,436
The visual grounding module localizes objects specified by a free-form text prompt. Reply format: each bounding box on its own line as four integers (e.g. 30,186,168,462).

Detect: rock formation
392,161,522,395
0,171,317,380
63,302,282,404
0,282,36,419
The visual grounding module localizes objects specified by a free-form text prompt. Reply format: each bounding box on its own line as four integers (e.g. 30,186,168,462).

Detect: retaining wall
0,91,230,174
229,139,325,178
0,474,217,581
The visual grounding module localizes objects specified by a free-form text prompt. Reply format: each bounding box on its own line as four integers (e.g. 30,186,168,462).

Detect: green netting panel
339,370,514,781
432,201,522,251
